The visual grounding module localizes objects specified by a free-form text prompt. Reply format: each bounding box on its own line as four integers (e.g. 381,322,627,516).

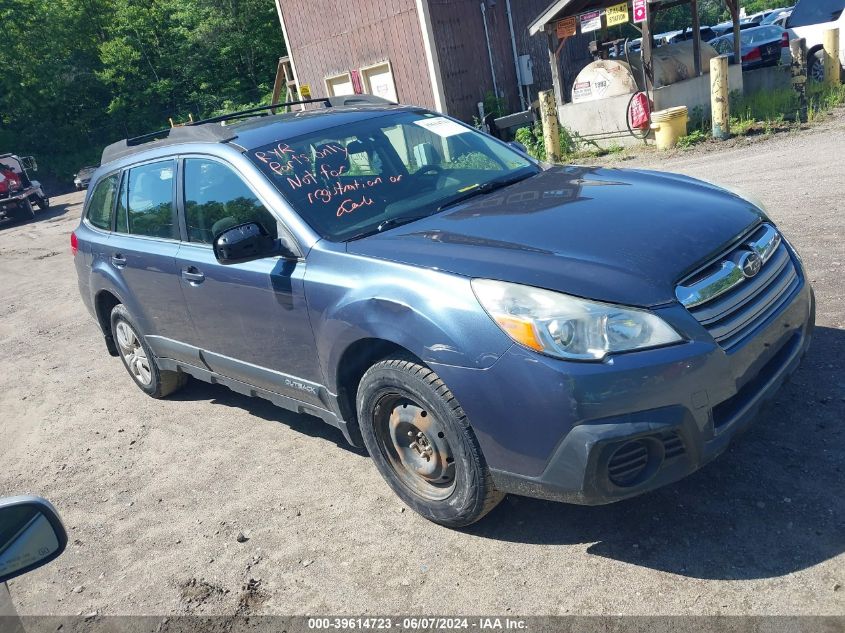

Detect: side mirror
213,222,297,265
0,496,67,584
509,141,528,154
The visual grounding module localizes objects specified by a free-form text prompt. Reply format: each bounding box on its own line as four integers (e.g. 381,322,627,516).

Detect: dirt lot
2,112,844,617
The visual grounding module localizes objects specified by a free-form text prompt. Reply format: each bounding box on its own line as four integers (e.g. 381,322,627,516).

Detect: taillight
781,32,789,47
742,47,762,62
71,231,79,256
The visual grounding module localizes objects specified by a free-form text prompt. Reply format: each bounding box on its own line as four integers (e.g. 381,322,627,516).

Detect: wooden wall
428,0,593,121
280,0,436,110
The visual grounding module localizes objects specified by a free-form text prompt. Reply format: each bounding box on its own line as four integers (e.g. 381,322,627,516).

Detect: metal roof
528,0,625,35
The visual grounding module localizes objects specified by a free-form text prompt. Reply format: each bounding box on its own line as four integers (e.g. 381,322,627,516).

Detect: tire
357,356,504,527
809,49,825,83
110,304,186,398
16,198,35,222
36,196,49,211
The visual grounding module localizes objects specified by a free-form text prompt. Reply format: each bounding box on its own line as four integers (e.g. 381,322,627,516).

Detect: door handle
111,253,126,268
182,267,205,284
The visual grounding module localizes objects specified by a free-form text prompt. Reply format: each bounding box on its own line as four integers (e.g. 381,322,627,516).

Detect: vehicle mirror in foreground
213,222,297,264
0,496,67,584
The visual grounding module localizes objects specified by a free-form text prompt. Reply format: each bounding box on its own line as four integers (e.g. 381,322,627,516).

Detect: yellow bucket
651,106,689,149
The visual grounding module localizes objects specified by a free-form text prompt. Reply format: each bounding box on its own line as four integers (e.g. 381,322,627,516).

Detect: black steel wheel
357,355,504,527
372,395,457,501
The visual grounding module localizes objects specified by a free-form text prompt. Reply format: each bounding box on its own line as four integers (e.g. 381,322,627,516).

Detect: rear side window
788,0,845,27
183,158,278,244
115,160,178,239
86,174,118,230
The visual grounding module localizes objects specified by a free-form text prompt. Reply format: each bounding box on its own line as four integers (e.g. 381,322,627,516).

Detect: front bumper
430,279,814,505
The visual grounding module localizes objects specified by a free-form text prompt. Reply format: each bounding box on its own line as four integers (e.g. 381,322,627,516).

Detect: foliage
482,92,508,119
446,152,502,171
677,129,709,148
0,0,285,182
806,82,845,121
515,125,547,161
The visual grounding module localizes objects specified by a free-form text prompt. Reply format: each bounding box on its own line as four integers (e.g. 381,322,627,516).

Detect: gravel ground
2,111,843,617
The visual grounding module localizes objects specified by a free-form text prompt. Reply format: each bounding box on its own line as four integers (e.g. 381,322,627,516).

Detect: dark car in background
710,19,761,38
668,26,718,44
73,96,814,527
74,166,98,190
710,25,790,68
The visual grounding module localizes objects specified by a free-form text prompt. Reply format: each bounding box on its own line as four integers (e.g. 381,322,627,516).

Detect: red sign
555,16,577,39
633,0,647,23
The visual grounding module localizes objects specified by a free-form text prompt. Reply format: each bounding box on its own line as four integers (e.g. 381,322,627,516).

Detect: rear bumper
430,280,814,505
0,196,27,219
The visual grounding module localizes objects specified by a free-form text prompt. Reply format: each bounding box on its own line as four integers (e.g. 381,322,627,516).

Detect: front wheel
36,196,49,210
111,304,186,398
357,356,504,527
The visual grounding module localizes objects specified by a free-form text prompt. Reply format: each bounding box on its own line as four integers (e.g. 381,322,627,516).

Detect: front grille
676,224,800,351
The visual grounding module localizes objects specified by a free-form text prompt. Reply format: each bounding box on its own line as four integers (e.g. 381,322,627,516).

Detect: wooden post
270,57,286,113
641,2,654,93
691,0,702,77
725,0,741,67
823,28,841,87
791,38,808,123
539,89,561,163
711,55,730,140
547,29,565,106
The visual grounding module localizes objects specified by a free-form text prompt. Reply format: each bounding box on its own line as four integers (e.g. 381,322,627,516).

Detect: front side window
115,160,177,239
183,158,278,244
248,110,537,241
788,0,845,27
86,174,118,230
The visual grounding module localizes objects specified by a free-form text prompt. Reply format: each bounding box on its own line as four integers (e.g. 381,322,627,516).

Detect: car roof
100,95,411,166
230,104,417,151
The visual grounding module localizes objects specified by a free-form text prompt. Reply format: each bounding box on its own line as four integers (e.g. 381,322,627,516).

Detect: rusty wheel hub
374,396,457,501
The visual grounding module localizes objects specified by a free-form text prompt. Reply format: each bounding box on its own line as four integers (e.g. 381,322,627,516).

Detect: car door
108,159,195,360
174,156,325,407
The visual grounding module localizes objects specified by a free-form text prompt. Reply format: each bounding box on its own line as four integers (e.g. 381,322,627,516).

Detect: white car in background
786,0,845,81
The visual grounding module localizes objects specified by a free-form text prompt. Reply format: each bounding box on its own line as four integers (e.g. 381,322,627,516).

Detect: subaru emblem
739,251,763,278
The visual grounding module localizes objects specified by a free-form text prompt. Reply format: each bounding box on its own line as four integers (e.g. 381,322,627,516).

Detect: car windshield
248,110,539,241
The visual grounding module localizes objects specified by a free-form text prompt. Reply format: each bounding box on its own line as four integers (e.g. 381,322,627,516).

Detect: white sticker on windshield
413,116,469,138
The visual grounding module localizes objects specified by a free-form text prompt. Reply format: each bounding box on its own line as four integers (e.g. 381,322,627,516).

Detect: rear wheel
36,196,49,210
110,304,186,398
357,356,503,527
809,49,825,83
16,198,35,222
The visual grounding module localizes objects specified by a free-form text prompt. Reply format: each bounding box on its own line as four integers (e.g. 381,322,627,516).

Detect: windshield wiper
344,214,431,242
436,171,536,212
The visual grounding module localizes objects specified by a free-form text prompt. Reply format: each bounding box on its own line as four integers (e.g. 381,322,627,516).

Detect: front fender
304,248,512,394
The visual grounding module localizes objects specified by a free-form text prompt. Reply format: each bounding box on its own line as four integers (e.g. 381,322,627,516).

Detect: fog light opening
607,438,665,488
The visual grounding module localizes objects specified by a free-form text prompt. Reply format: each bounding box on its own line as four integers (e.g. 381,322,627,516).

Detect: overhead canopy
528,0,627,35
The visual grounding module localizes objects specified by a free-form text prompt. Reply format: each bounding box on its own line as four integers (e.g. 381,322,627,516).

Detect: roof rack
100,93,396,165
187,93,396,127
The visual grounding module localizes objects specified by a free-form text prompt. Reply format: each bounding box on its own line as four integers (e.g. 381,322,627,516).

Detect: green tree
0,0,285,182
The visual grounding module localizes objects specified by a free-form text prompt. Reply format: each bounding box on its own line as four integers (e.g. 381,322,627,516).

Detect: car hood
346,166,766,307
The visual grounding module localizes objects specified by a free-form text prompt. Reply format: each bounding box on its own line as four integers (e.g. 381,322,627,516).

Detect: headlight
472,279,683,361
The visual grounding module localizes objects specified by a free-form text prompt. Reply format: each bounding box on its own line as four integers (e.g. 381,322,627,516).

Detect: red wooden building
274,0,589,122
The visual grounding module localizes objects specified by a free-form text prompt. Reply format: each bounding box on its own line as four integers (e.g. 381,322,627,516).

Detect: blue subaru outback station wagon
73,95,814,526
